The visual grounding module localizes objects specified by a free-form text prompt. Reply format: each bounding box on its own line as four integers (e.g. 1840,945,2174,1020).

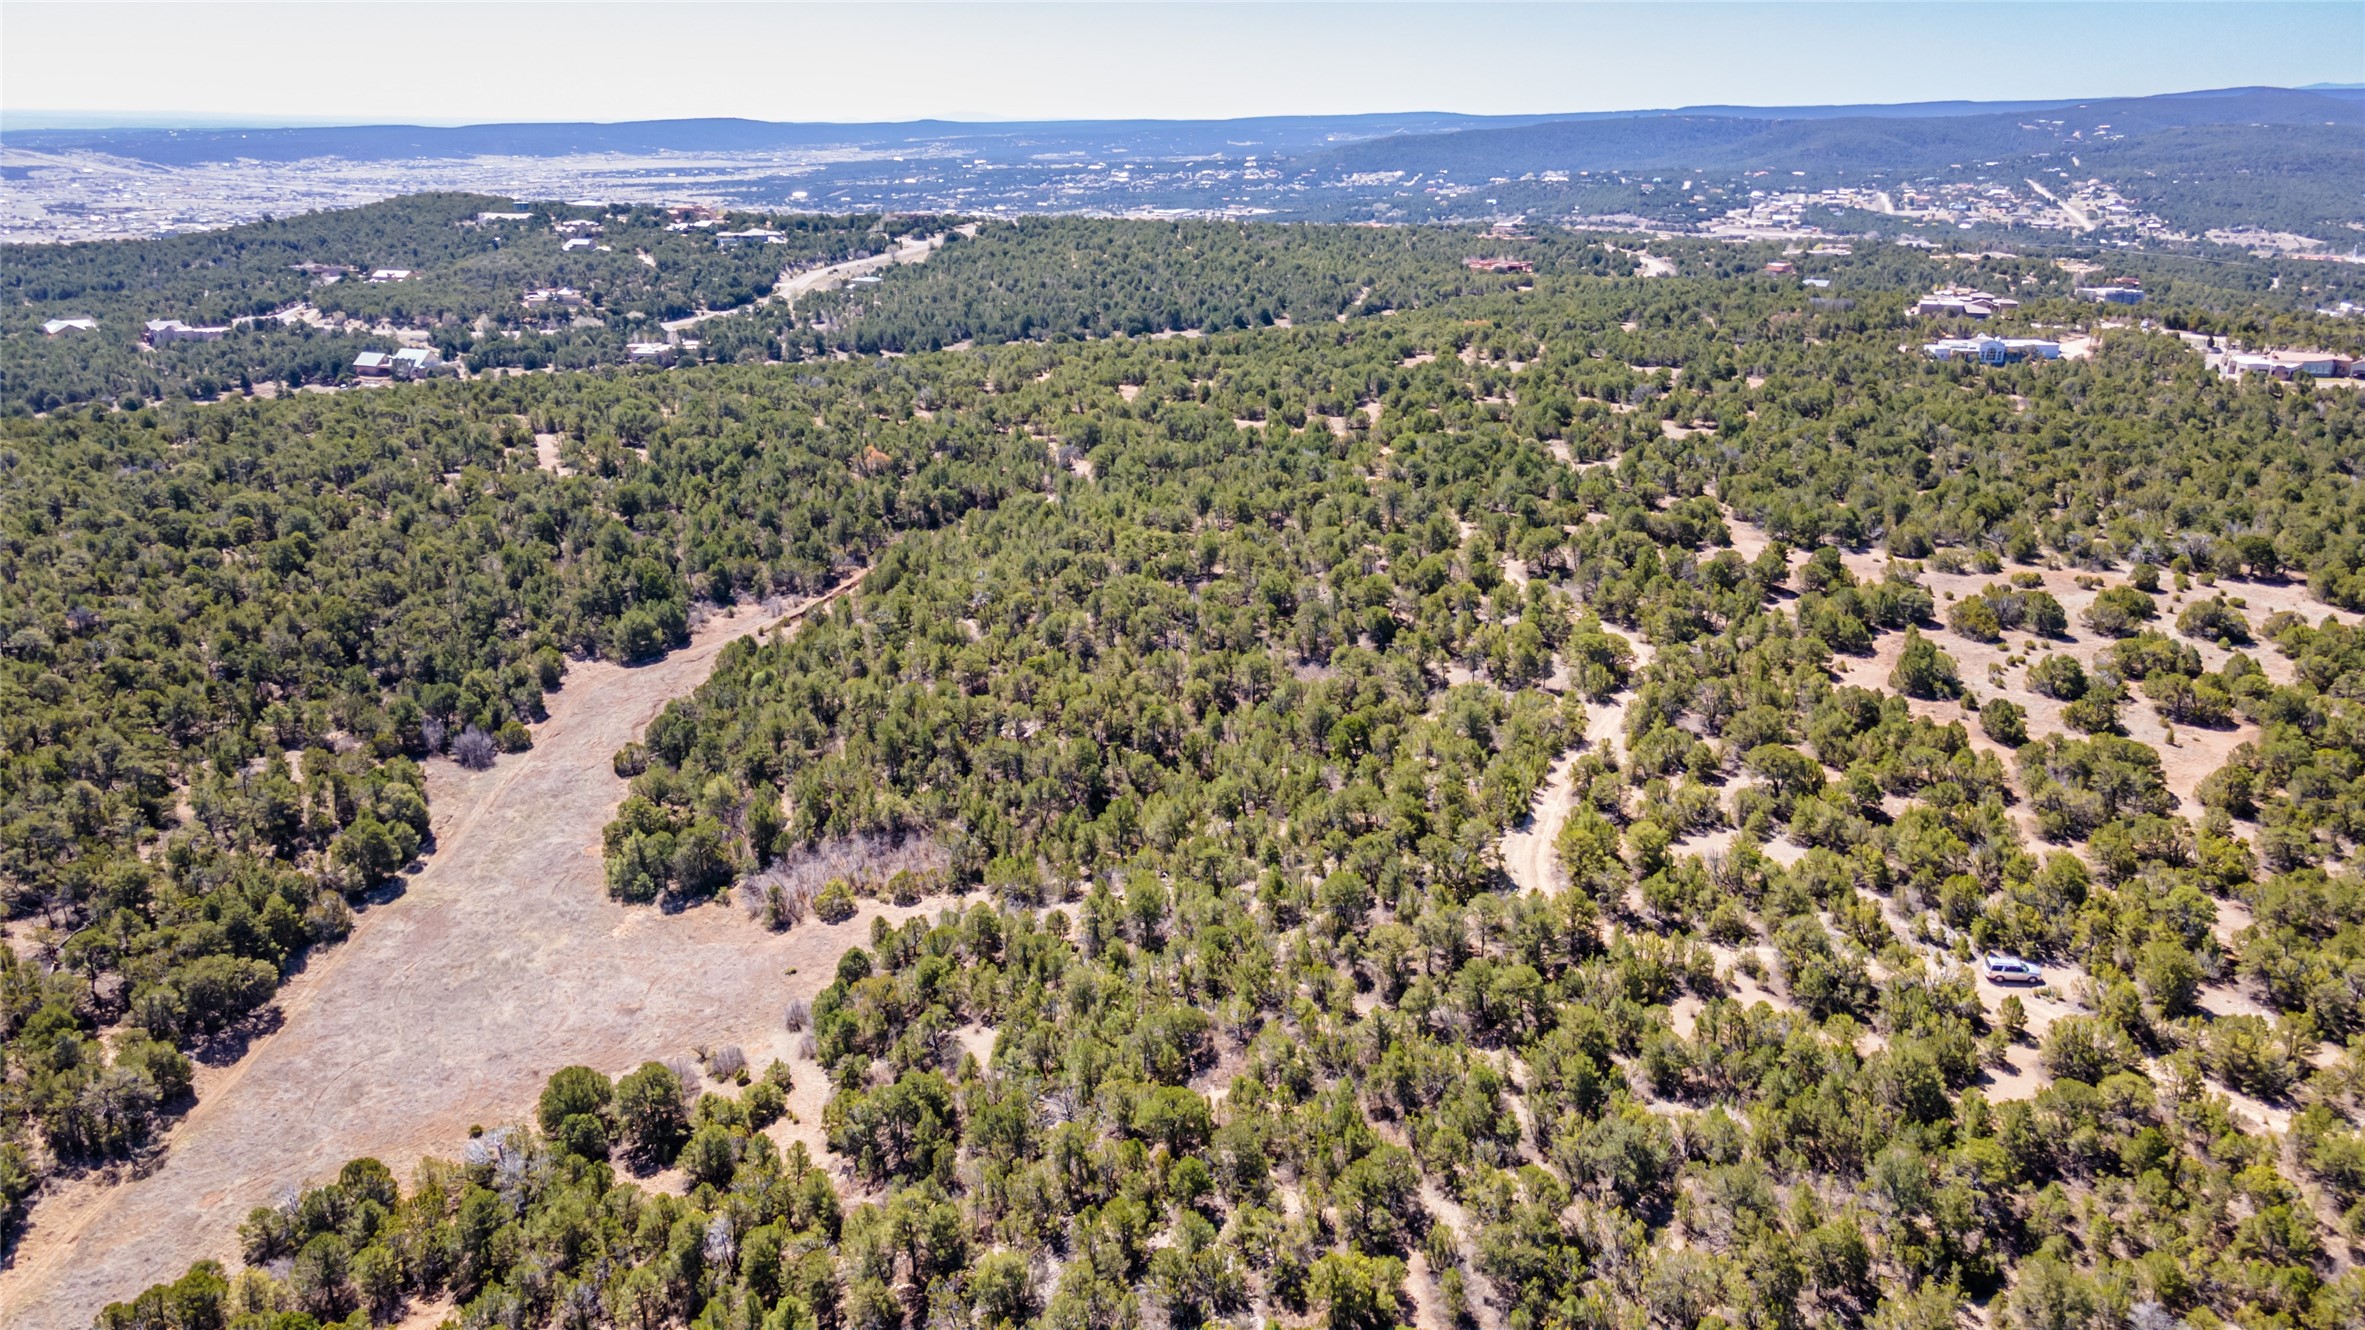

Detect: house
391,347,454,379
1764,261,1794,274
2228,350,2351,380
367,269,414,283
553,219,603,235
1802,278,1832,289
1924,336,2060,365
290,263,355,280
353,351,396,378
1462,256,1533,273
142,319,227,345
561,238,594,252
2075,284,2145,305
1913,288,2019,319
625,342,679,365
477,211,534,223
716,229,786,248
42,317,98,335
522,287,586,307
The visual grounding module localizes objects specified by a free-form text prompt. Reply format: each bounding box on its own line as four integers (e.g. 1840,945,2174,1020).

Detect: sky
3,1,2360,127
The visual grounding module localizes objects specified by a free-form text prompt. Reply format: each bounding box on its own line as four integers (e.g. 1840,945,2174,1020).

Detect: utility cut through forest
5,211,2365,1330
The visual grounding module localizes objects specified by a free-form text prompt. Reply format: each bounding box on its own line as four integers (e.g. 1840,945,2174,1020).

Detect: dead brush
737,834,950,930
705,1045,748,1082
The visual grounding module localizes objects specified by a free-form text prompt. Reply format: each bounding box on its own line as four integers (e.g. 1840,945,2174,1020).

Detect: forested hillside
9,211,2365,1330
0,195,914,414
0,366,1035,1227
773,219,1637,353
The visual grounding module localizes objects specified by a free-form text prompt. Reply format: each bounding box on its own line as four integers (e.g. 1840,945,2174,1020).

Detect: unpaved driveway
1500,751,1581,894
776,224,974,307
658,224,972,333
2,582,910,1328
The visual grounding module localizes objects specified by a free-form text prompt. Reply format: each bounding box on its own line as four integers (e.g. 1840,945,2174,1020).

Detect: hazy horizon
4,1,2361,130
5,81,2360,136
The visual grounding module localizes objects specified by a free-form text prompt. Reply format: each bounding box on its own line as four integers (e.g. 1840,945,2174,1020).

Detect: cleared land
2,580,918,1328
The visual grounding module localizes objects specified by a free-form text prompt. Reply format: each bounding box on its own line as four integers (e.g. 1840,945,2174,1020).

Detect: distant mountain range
10,87,2355,168
1311,87,2365,177
5,87,2359,246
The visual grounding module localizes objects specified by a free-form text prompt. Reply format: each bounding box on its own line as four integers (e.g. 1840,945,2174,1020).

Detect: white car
1982,952,2042,985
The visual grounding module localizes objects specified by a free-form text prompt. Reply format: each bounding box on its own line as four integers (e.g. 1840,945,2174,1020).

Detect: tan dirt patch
1,582,923,1328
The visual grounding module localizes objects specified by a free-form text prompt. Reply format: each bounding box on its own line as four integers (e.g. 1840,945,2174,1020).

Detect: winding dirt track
3,581,897,1328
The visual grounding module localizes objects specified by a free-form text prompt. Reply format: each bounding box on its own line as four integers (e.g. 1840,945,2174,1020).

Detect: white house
143,319,227,345
42,317,98,336
391,347,454,379
1924,336,2060,365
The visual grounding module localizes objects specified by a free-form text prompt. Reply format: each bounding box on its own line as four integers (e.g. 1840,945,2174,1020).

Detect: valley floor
1,586,916,1328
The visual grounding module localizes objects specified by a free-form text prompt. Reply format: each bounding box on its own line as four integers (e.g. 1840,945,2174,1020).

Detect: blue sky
4,2,2360,127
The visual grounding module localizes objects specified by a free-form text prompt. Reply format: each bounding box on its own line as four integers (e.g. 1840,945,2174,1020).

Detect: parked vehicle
1982,952,2042,985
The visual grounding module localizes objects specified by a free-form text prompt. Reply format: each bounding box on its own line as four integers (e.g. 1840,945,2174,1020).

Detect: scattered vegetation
20,205,2365,1330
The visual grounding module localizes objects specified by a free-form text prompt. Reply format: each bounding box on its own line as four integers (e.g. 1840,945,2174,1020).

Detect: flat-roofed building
143,319,226,345
2228,351,2351,380
1924,336,2059,365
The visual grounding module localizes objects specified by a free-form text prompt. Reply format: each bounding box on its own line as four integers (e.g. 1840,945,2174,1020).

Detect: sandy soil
1500,752,1582,895
1706,942,1797,1014
1721,507,2358,816
2,580,918,1328
1978,1048,2051,1102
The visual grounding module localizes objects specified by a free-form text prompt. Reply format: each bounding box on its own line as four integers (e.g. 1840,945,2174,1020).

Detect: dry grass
1,587,936,1328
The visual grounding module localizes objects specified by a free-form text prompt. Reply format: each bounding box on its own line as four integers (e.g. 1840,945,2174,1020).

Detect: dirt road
660,223,975,333
774,231,950,306
2,579,909,1328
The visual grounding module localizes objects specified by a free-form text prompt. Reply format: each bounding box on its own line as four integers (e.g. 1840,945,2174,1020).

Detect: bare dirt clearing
1500,751,1581,894
3,584,923,1329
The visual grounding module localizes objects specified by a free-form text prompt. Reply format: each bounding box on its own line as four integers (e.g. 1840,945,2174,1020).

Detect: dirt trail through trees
1498,631,1651,895
3,579,905,1329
